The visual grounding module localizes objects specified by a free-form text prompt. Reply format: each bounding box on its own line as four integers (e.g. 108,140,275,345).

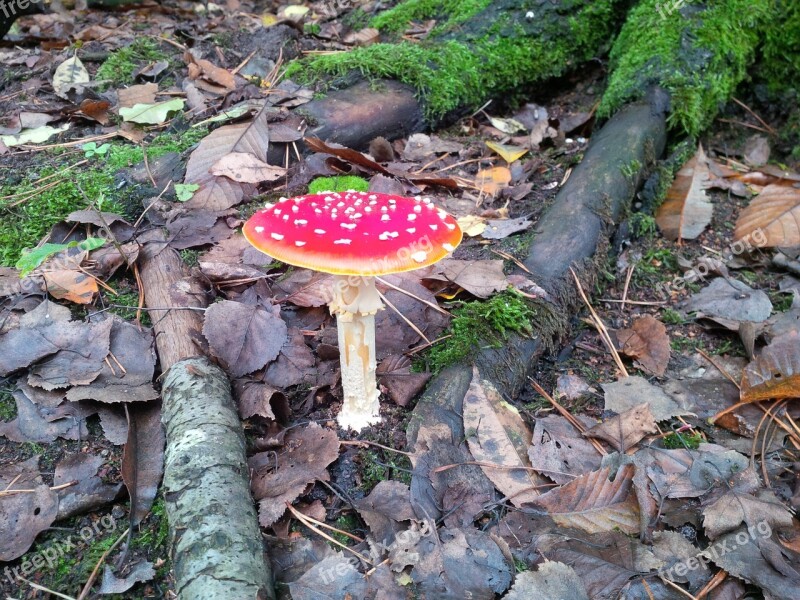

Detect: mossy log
138,235,274,600
406,96,668,521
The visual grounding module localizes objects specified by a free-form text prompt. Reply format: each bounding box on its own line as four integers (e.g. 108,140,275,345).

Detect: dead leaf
423,259,508,298
685,277,772,323
481,217,533,240
353,480,415,548
43,269,98,304
185,52,236,90
656,144,714,240
203,300,288,378
527,415,602,484
613,315,670,376
0,458,59,561
504,562,589,600
234,380,288,421
99,561,156,595
585,403,658,452
456,215,487,237
734,184,800,247
0,386,87,442
52,55,89,99
263,328,317,388
66,318,158,403
740,330,800,402
463,367,545,506
485,141,528,164
249,422,340,527
743,134,771,167
53,453,122,520
602,376,693,422
475,166,511,196
343,27,379,46
401,133,463,161
118,83,158,109
377,354,431,407
531,464,640,535
210,151,286,183
121,401,165,527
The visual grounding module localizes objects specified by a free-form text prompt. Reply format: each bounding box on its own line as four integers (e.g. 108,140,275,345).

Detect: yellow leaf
43,270,98,304
457,215,486,237
474,166,511,196
261,13,279,26
485,141,528,164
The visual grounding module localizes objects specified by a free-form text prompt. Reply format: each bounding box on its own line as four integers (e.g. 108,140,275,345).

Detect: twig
0,481,76,496
405,334,452,356
490,248,531,274
285,503,373,565
529,378,607,456
695,569,727,598
570,267,628,377
621,264,634,310
377,289,430,344
375,276,450,316
340,439,413,456
659,575,697,600
598,299,666,306
76,526,130,600
732,97,777,135
17,578,77,600
696,348,740,389
285,503,364,543
431,460,572,479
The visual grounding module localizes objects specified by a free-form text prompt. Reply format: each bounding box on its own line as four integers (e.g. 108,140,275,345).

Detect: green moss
629,213,657,238
0,128,207,266
332,514,361,546
424,290,534,373
663,430,703,449
621,158,642,183
308,175,370,194
357,449,412,492
179,249,200,267
661,308,684,325
370,0,492,35
343,8,371,31
760,0,800,93
286,0,625,122
0,387,16,420
599,0,771,135
95,38,169,87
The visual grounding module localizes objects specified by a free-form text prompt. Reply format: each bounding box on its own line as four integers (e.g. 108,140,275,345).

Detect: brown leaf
685,277,772,324
463,367,545,506
343,27,380,46
585,403,658,452
531,464,640,535
117,83,157,109
185,52,236,90
234,380,288,421
121,401,165,527
43,269,98,304
423,259,508,298
210,151,287,183
475,166,511,196
603,376,692,422
249,422,339,527
0,386,87,442
263,328,317,388
734,184,800,247
528,415,603,484
203,300,288,378
656,144,713,240
504,562,589,600
66,318,158,403
740,330,800,402
377,354,431,407
0,458,59,561
614,315,670,376
53,453,122,520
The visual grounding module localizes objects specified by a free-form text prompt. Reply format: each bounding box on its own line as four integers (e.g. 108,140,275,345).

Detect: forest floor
1,1,799,599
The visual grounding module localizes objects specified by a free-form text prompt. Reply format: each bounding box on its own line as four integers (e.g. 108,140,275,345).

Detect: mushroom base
331,276,382,431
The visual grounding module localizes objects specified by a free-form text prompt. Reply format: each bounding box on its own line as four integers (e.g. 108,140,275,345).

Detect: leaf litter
1,8,800,598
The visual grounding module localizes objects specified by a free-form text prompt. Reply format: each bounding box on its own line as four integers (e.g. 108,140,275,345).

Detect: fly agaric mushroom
243,191,462,431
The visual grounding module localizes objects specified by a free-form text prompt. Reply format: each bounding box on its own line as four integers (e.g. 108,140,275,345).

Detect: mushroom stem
329,276,383,431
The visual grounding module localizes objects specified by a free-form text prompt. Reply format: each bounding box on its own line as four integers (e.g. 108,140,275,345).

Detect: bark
139,234,274,600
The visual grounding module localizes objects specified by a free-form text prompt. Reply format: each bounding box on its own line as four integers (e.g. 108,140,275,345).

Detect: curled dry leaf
734,184,800,247
613,314,670,376
656,144,713,240
740,330,800,402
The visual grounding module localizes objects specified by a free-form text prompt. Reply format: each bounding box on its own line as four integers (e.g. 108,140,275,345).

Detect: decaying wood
138,233,274,599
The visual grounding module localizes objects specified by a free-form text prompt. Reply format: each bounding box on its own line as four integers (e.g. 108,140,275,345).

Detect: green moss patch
308,175,370,193
95,38,169,88
424,290,534,373
287,0,625,122
760,0,800,93
599,0,771,136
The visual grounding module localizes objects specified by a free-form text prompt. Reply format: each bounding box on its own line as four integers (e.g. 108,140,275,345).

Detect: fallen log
138,234,275,600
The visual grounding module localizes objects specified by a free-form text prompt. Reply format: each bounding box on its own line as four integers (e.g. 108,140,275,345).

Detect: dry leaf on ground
531,464,640,535
122,401,165,527
656,144,714,240
202,300,288,378
585,403,658,452
613,315,670,376
463,368,545,506
249,423,340,527
685,277,772,323
734,184,800,247
740,330,800,402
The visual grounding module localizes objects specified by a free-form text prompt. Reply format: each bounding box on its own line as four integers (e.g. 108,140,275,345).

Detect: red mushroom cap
243,191,462,276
